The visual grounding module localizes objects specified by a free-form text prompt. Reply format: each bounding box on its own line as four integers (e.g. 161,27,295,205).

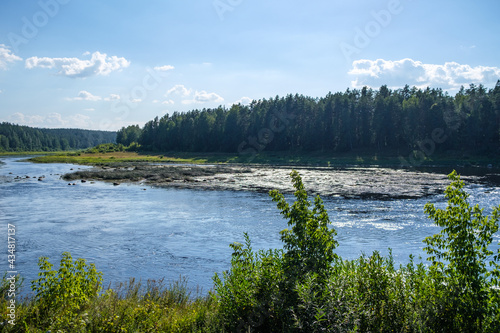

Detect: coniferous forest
121,82,500,157
3,82,499,156
0,123,116,152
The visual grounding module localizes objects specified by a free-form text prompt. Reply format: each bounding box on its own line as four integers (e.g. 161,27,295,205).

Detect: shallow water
1,156,499,295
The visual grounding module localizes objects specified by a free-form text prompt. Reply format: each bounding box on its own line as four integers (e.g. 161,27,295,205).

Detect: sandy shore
62,164,489,199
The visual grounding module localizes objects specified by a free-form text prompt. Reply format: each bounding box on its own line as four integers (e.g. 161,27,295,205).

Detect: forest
0,123,116,152
120,82,500,157
3,82,499,157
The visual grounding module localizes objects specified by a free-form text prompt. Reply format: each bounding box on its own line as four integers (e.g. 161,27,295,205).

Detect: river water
1,156,499,296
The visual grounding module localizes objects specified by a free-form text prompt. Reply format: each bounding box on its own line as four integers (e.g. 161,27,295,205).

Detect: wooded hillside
0,123,116,152
121,82,500,156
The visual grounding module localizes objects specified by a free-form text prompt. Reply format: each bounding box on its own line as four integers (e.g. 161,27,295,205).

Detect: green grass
1,276,219,332
7,142,499,169
28,151,211,166
26,148,500,169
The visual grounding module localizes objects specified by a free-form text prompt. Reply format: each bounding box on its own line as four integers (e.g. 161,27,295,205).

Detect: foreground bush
213,170,500,332
1,256,218,332
28,252,102,330
422,170,500,331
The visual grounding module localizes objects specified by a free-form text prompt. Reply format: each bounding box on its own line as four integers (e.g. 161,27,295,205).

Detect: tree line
118,82,500,156
0,122,116,152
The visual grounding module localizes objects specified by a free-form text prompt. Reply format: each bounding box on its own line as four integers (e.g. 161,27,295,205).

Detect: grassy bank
1,267,219,332
28,151,210,166
26,148,500,168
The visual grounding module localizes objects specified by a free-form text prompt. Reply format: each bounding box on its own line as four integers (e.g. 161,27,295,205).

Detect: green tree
29,252,103,330
0,134,9,151
270,170,338,281
213,234,284,333
214,171,339,332
117,124,142,146
423,170,500,332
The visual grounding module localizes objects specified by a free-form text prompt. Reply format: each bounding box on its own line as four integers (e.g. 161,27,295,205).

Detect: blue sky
1,0,499,130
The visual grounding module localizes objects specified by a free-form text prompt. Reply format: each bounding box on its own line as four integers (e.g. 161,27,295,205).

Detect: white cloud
104,94,121,101
166,84,224,105
25,51,130,78
70,114,93,128
162,99,175,105
7,112,93,128
45,113,66,126
0,44,22,70
182,90,224,104
349,58,500,90
166,84,192,96
234,96,253,105
67,90,102,101
9,113,43,125
154,65,175,71
84,108,95,112
101,93,141,104
194,90,224,103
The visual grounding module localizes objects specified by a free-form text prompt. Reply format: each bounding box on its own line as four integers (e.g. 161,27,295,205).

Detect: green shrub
270,170,339,330
270,170,338,281
85,143,124,154
423,170,500,332
126,141,141,152
310,251,426,332
214,170,500,332
214,170,339,332
213,233,284,332
28,252,103,331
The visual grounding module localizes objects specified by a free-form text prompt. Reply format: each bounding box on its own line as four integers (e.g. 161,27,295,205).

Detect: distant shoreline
21,149,500,169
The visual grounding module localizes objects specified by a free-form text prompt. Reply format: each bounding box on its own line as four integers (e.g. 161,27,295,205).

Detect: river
1,156,499,296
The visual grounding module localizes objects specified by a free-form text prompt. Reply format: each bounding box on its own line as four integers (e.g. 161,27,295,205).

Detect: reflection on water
1,156,499,295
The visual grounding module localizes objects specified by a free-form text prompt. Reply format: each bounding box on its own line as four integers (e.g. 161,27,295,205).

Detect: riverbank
27,151,208,165
27,149,500,168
